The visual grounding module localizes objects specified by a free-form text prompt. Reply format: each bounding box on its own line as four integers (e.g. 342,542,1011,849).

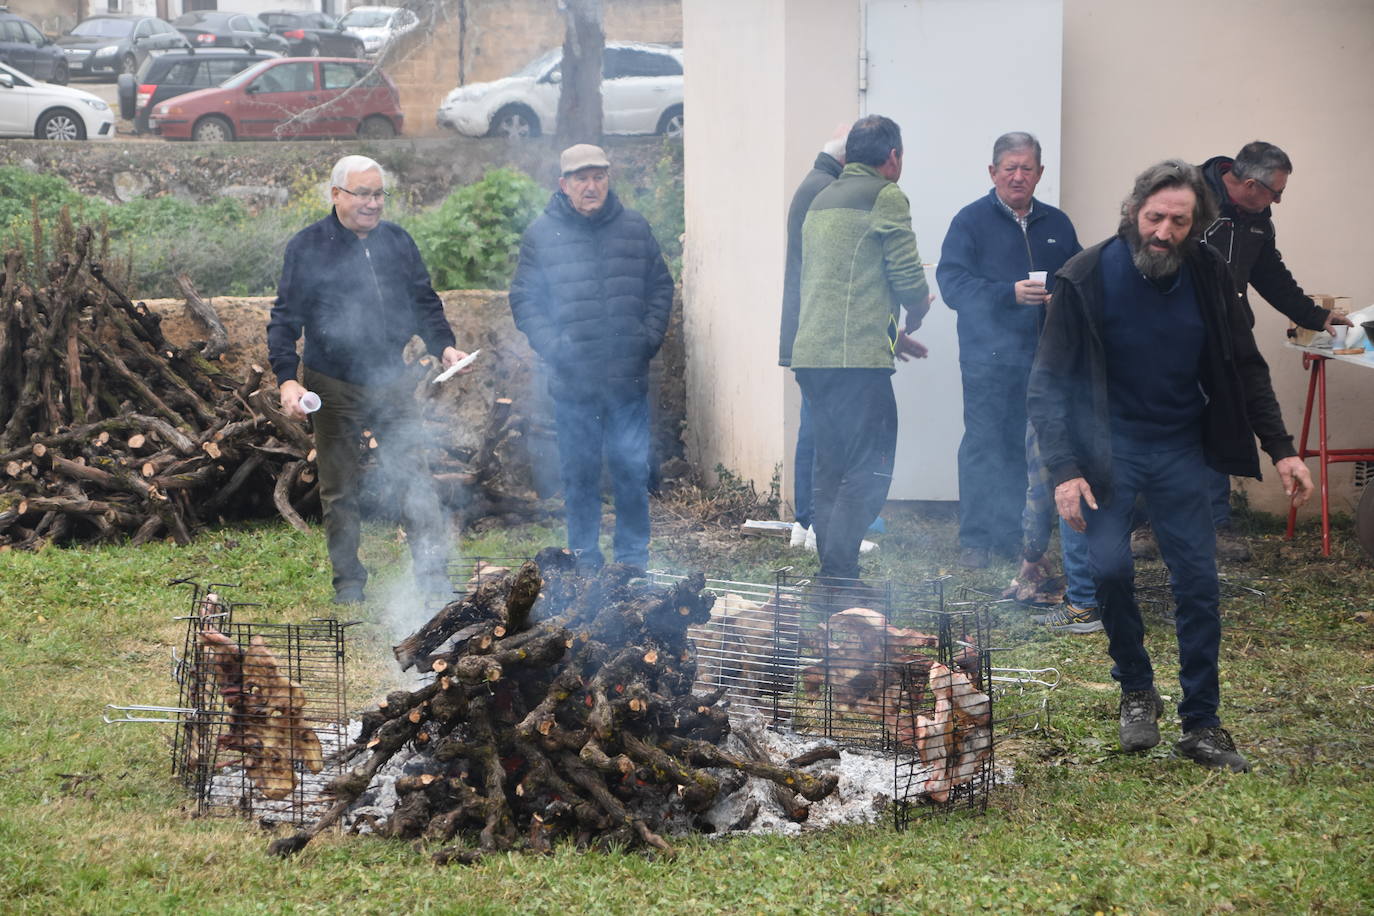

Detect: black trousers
793,368,896,581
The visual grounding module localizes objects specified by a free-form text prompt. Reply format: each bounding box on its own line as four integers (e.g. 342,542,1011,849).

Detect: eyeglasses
1251,177,1283,202
337,187,387,202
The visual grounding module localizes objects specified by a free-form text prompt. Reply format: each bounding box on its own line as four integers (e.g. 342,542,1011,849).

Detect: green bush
403,167,547,291
621,140,684,279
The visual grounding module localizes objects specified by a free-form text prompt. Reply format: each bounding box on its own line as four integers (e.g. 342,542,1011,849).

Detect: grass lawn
1,504,1371,914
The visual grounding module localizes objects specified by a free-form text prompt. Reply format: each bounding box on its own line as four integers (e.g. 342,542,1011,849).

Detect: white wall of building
683,0,1374,518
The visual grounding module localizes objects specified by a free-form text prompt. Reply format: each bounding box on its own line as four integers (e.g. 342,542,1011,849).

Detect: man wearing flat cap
510,144,675,571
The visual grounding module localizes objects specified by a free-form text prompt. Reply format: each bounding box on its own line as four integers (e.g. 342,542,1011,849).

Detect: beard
1128,226,1186,280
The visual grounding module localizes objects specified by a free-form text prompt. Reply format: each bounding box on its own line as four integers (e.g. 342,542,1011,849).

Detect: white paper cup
1330,326,1347,348
299,391,322,414
1028,270,1048,285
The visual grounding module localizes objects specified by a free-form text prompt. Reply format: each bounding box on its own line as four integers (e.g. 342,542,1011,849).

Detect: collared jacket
778,151,842,366
937,188,1081,367
1027,235,1297,506
790,162,929,370
1200,155,1329,331
509,188,674,403
267,210,455,388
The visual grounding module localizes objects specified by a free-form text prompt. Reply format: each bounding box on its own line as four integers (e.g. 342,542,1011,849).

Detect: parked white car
0,61,114,139
338,5,418,58
437,41,683,139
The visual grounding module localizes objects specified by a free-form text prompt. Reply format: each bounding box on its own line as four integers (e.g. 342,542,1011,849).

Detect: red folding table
1283,343,1374,555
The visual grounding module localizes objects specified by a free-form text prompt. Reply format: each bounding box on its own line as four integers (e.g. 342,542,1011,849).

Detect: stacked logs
0,224,555,548
269,551,840,862
0,221,325,548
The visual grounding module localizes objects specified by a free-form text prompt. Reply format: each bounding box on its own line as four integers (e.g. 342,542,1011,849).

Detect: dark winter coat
778,151,842,366
267,210,455,388
1027,235,1297,506
509,189,675,403
1200,155,1329,331
937,189,1081,368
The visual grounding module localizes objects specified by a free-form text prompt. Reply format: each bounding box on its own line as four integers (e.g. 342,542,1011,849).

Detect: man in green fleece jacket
791,114,931,585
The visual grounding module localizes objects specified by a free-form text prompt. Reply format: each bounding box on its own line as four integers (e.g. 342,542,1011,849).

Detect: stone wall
0,135,676,209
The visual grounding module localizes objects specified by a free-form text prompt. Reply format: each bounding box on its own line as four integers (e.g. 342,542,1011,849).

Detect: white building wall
684,0,1374,518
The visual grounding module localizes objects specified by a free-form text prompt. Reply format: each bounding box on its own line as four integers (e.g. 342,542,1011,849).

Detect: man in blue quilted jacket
509,144,675,572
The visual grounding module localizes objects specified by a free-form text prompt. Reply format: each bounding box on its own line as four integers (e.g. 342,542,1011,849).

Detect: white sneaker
859,539,878,554
789,522,808,548
804,526,817,551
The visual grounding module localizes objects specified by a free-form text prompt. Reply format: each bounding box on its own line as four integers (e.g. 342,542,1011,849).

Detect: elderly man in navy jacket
268,154,468,605
938,132,1081,570
510,144,675,572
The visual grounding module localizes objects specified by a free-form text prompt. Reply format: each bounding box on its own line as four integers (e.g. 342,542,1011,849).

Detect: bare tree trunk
554,0,604,148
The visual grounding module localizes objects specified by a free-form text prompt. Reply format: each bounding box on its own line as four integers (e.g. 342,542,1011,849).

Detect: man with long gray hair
268,154,469,605
1028,159,1313,772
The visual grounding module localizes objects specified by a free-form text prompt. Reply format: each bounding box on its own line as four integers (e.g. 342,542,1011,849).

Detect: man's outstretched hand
895,332,928,362
1275,456,1314,508
1054,476,1098,532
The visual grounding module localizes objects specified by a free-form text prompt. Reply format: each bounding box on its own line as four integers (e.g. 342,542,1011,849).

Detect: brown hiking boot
1118,687,1164,751
1174,726,1250,773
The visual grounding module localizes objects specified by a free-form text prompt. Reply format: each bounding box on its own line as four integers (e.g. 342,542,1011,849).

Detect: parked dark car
172,11,289,55
56,15,188,79
0,10,67,84
148,57,402,142
258,10,363,58
117,46,279,134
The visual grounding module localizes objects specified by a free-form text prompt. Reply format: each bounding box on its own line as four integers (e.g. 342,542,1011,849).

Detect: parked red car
148,57,402,141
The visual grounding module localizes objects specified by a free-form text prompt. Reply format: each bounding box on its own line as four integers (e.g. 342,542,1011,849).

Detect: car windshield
514,48,560,79
339,9,392,28
260,14,295,27
220,58,275,88
174,12,216,26
72,18,135,38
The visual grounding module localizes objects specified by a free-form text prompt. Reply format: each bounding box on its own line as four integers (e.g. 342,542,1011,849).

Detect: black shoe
1118,687,1164,752
1130,525,1159,560
1174,726,1250,773
1214,526,1253,563
333,586,365,605
957,545,989,569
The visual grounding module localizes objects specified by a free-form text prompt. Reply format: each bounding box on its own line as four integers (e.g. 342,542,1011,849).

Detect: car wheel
192,115,235,142
36,108,84,141
489,104,539,139
358,115,396,140
51,60,69,86
657,105,683,139
120,53,138,76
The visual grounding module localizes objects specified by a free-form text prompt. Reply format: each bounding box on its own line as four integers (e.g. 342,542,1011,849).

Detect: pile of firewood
269,550,840,862
0,222,555,549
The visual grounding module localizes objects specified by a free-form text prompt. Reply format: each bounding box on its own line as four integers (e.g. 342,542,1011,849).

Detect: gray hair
330,155,386,190
1230,140,1293,185
992,131,1041,168
1118,159,1217,241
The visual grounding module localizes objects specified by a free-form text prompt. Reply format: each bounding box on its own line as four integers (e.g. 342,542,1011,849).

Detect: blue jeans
1023,421,1095,608
1084,442,1221,731
958,360,1031,554
1207,467,1232,528
553,394,651,569
794,392,815,529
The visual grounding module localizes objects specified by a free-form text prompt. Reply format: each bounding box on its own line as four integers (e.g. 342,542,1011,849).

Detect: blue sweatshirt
937,188,1080,368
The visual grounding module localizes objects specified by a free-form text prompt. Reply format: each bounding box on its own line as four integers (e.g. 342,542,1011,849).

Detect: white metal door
863,0,1064,500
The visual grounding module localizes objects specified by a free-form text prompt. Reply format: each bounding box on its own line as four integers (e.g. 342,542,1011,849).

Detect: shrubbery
0,148,685,298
